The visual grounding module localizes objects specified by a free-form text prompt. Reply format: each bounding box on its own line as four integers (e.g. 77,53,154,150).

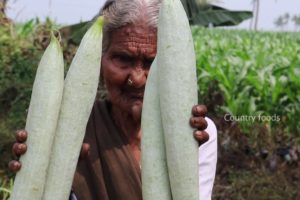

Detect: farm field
193,28,300,199
0,18,299,199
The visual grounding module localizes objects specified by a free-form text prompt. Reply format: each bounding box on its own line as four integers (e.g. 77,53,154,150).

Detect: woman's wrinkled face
102,25,157,120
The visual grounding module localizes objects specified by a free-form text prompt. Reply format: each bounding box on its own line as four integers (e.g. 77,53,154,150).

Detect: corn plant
0,177,13,200
193,27,300,135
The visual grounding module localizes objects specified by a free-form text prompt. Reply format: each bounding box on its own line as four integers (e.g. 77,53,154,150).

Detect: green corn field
194,27,300,136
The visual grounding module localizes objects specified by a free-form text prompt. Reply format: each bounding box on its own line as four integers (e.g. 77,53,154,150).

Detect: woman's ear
99,61,104,88
98,64,108,100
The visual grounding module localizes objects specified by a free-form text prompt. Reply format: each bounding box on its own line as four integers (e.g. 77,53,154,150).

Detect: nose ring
127,78,133,86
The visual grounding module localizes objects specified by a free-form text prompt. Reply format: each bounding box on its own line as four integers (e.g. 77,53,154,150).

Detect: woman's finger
15,130,28,143
191,105,207,117
8,160,22,172
190,116,208,130
193,130,209,146
12,143,27,157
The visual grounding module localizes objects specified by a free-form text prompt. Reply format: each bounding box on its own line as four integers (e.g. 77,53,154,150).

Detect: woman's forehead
112,25,156,43
109,25,157,55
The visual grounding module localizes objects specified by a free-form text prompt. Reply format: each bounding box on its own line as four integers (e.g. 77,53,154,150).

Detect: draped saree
72,100,142,200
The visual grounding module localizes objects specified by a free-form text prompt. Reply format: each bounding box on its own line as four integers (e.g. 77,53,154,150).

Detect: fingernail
14,162,20,168
195,131,202,137
18,144,25,150
196,106,201,113
19,130,26,136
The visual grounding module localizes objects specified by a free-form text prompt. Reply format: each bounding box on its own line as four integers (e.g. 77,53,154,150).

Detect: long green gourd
141,58,172,200
10,35,64,200
157,0,199,199
42,17,103,200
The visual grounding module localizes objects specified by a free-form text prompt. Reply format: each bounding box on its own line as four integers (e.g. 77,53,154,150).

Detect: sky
5,0,300,31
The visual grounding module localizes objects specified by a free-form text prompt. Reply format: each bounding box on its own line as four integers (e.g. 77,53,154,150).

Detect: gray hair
100,0,161,52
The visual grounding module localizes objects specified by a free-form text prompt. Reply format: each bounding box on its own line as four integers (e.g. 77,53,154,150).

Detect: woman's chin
109,94,144,122
130,101,143,122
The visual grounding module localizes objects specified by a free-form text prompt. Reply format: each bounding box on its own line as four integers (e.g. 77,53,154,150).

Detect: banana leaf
60,20,91,45
182,2,253,26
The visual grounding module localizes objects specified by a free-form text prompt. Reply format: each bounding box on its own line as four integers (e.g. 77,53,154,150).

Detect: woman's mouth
130,92,144,99
123,86,145,99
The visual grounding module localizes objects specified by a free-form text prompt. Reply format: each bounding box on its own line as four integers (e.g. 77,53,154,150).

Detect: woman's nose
129,67,148,88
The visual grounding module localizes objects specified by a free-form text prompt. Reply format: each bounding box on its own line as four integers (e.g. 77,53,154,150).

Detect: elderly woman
10,0,217,199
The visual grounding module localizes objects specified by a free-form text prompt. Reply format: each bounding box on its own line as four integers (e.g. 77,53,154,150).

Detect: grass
0,176,13,200
213,168,300,200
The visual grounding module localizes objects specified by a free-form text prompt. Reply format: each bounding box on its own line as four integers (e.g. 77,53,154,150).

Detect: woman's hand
9,130,27,172
9,130,91,173
190,105,209,146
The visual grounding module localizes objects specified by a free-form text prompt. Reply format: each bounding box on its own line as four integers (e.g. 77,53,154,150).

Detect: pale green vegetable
141,58,172,200
42,17,104,200
10,35,64,200
157,0,199,199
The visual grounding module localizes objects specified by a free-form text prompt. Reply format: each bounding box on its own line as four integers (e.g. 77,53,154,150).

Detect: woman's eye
111,54,133,69
115,54,132,63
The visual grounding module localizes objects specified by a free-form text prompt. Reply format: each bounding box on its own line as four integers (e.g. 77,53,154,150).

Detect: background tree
249,0,260,31
292,15,300,31
274,16,285,30
274,13,290,31
253,0,260,31
0,0,11,24
0,0,7,15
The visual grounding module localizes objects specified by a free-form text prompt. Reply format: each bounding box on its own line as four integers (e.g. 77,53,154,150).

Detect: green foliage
180,0,252,26
0,18,68,199
0,177,13,200
1,19,299,145
0,18,300,199
213,168,300,199
0,18,58,144
193,27,300,135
